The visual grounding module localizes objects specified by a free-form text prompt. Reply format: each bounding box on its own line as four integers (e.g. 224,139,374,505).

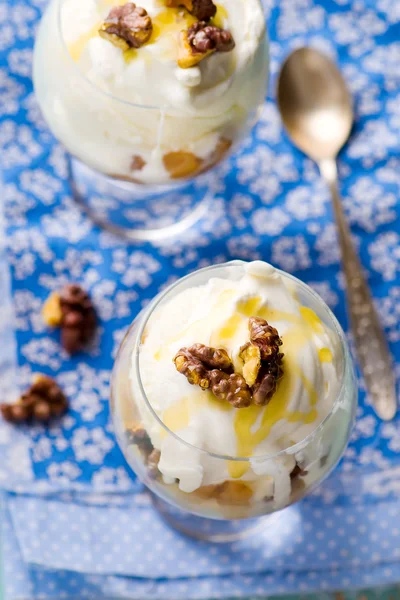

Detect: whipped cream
135,262,341,505
33,0,268,183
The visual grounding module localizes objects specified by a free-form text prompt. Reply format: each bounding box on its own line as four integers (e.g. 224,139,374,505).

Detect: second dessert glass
111,262,357,541
33,0,269,241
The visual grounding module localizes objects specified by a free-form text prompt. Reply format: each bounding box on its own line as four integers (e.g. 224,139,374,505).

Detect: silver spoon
277,47,397,421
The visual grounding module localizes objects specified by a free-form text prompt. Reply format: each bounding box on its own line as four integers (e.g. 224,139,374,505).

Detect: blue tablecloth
1,0,400,598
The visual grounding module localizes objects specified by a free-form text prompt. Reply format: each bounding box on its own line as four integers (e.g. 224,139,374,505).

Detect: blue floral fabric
0,0,400,598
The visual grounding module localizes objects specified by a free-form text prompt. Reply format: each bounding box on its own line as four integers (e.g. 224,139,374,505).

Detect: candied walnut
178,22,234,68
237,317,284,406
247,317,284,405
239,343,261,387
209,370,252,408
178,29,213,68
189,0,217,20
43,284,97,354
33,401,52,421
99,3,153,51
59,284,97,354
163,151,202,179
174,349,210,389
251,347,284,406
1,403,29,424
174,318,284,406
42,292,63,327
252,371,277,406
248,317,283,361
0,375,68,425
31,376,68,418
147,449,161,479
187,21,235,53
131,155,146,171
165,0,216,21
16,403,37,422
174,346,250,407
188,343,233,371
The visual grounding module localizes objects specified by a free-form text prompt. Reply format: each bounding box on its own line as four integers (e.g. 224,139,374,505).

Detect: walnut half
240,317,284,407
173,320,283,408
209,370,252,408
249,317,283,361
174,348,210,389
178,21,235,68
165,0,217,21
188,343,233,371
99,3,153,51
173,345,252,408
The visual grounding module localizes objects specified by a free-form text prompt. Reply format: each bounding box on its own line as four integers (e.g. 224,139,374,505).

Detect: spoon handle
320,159,397,421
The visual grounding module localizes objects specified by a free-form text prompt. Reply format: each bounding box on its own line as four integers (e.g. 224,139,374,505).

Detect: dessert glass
111,261,357,541
33,0,269,241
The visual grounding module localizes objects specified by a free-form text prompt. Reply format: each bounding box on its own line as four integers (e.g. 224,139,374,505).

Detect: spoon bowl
277,47,353,161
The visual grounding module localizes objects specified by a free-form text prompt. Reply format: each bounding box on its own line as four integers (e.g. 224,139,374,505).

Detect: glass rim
126,260,352,463
56,0,268,112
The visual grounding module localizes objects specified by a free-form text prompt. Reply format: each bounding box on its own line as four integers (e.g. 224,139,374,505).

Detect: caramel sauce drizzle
66,1,229,64
67,22,102,63
155,292,333,478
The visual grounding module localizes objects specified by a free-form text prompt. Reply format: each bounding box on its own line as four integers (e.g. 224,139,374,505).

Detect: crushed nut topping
1,375,68,425
174,318,284,408
165,0,217,21
99,3,153,51
43,284,97,355
178,21,235,68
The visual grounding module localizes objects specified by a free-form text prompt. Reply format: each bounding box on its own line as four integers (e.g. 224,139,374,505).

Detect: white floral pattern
0,0,399,522
1,1,400,597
